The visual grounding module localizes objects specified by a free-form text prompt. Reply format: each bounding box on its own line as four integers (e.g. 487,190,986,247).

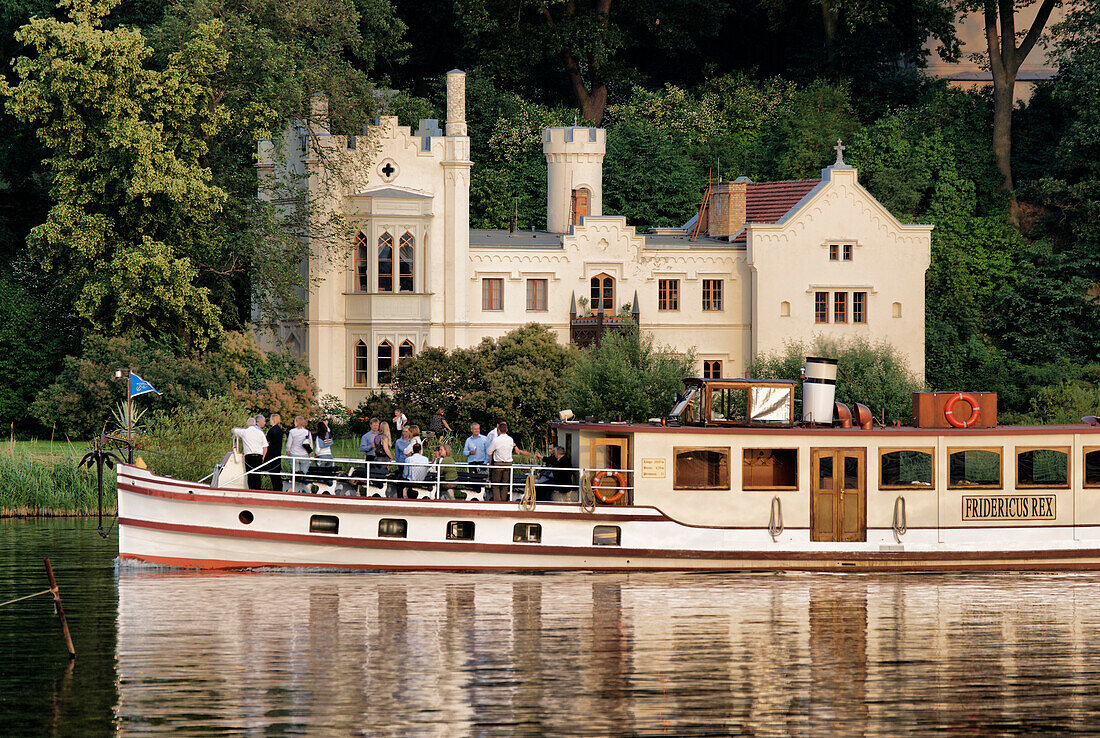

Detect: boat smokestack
802,357,838,424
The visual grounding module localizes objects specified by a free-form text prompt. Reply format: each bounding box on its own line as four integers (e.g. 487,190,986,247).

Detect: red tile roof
745,179,820,224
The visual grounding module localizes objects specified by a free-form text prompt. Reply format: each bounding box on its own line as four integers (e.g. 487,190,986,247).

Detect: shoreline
2,510,118,519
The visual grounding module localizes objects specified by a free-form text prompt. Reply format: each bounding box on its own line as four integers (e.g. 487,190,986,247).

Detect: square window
880,449,934,489
834,292,847,323
948,448,1002,489
703,360,722,379
526,279,547,312
815,292,829,323
378,518,407,538
743,448,799,490
702,279,723,311
513,523,542,542
658,279,680,311
482,278,503,311
1086,448,1100,487
592,525,621,546
1016,448,1069,488
447,521,475,540
673,447,731,490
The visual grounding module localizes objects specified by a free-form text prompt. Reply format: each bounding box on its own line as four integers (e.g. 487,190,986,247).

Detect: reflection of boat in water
119,358,1100,571
113,567,1100,733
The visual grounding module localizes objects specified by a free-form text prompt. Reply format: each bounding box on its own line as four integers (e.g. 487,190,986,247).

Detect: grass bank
1,441,115,517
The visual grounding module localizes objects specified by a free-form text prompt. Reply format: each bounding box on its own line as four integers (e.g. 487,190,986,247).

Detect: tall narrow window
853,291,867,323
482,278,503,311
829,244,838,261
398,232,414,292
658,279,679,311
571,188,590,225
354,341,369,386
703,360,722,379
843,244,853,261
354,232,369,292
526,279,547,311
377,341,393,386
702,279,723,311
398,339,414,362
377,233,393,292
590,273,615,312
815,292,829,323
834,292,848,323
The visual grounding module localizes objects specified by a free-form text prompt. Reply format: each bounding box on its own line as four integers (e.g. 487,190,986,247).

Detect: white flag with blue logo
129,372,161,398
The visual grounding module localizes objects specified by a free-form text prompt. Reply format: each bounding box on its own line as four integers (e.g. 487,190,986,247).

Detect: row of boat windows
674,446,1100,491
237,511,623,546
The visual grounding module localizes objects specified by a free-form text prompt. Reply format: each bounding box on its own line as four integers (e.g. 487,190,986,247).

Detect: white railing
217,454,632,505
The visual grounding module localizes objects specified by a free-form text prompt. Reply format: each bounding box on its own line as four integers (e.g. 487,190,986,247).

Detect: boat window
818,455,833,490
669,386,701,423
743,449,798,490
947,448,1002,489
513,523,542,543
880,448,934,489
1016,448,1069,488
592,525,621,546
239,510,254,525
309,514,339,534
710,386,748,423
378,518,408,538
673,447,731,490
447,521,475,540
1085,448,1100,487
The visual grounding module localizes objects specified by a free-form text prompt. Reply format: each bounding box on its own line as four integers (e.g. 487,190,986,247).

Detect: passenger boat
117,358,1100,572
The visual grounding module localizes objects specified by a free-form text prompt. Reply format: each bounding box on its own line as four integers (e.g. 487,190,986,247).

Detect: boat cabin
668,378,797,427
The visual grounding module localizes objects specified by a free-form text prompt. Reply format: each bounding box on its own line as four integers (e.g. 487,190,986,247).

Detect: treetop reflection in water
112,566,1100,736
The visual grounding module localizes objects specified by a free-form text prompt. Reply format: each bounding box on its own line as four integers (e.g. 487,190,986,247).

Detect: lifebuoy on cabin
592,470,627,504
912,391,997,428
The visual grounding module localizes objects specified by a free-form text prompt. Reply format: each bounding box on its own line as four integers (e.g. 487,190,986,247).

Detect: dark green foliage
391,324,576,449
563,326,695,423
0,277,68,430
749,338,925,425
348,392,403,436
603,120,702,229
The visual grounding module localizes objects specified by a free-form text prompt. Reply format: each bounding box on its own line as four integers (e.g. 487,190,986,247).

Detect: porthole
239,510,254,525
513,523,542,543
592,525,621,546
379,518,408,538
310,514,340,534
447,521,475,540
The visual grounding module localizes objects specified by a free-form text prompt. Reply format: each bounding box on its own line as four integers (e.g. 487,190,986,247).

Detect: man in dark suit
264,413,285,490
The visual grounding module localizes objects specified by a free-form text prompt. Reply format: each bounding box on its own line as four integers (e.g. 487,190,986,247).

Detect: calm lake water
5,518,1100,735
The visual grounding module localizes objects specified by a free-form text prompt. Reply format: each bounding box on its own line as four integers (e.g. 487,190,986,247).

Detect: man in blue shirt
463,423,489,464
359,417,379,463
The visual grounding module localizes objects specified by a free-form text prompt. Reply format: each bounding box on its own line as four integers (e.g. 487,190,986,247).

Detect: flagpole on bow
126,368,133,463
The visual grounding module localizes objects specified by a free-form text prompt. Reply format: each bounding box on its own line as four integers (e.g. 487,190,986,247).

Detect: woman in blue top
394,426,414,467
314,420,335,467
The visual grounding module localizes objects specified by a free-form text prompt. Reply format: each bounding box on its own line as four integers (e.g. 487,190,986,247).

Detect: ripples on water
6,519,1100,735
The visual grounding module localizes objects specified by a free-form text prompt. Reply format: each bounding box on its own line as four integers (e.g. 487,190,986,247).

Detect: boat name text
961,495,1055,521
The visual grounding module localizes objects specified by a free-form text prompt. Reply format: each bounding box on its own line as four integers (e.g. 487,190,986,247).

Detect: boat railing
216,454,632,505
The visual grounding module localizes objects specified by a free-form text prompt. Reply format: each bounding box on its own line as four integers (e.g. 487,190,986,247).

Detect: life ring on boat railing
945,392,981,428
592,470,627,504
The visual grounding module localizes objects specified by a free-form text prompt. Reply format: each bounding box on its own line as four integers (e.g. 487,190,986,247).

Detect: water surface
5,519,1100,735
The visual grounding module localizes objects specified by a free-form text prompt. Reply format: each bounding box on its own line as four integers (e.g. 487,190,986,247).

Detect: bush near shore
0,444,115,517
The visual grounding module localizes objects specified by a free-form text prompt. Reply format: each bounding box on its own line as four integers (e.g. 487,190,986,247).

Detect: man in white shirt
487,422,526,502
392,408,408,432
403,443,430,485
231,417,269,490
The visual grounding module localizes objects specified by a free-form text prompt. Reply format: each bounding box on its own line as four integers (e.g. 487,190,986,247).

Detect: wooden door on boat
810,448,866,542
589,437,630,505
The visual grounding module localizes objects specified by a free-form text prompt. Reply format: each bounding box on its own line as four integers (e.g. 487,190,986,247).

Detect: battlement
543,127,606,156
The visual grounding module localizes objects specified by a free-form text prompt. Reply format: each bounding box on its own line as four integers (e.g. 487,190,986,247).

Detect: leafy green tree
0,277,65,430
563,326,695,423
750,337,925,424
603,119,702,229
2,0,231,348
763,79,859,179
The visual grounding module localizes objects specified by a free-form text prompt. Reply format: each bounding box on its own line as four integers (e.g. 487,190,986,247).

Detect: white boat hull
117,465,1100,572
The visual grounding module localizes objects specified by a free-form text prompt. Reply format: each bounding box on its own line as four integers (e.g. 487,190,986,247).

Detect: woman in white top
285,416,312,483
314,420,334,467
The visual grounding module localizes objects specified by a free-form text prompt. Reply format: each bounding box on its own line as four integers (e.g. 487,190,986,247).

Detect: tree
0,277,65,430
563,326,695,423
957,0,1059,202
1,0,229,348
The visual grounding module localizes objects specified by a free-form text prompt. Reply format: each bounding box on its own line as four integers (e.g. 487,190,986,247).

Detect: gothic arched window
354,232,369,292
399,339,414,362
354,341,369,386
590,273,615,312
377,341,393,386
399,232,414,292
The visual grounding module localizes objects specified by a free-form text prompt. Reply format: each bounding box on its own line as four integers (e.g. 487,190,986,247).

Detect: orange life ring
945,392,982,428
592,470,627,504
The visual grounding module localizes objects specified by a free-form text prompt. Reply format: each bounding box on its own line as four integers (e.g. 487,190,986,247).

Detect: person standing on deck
394,425,414,467
359,417,379,464
392,408,408,433
286,416,312,488
429,409,452,436
231,417,268,490
264,413,285,490
463,423,490,482
487,422,526,502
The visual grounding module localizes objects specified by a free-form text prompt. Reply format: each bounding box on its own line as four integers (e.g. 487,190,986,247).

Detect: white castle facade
258,71,932,408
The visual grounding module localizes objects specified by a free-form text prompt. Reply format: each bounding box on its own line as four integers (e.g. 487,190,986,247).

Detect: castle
258,71,932,408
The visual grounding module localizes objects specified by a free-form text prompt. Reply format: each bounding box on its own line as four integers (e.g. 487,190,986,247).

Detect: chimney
802,356,838,424
445,70,467,137
706,179,747,237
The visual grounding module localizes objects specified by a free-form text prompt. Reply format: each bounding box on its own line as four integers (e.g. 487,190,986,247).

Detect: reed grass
0,440,115,517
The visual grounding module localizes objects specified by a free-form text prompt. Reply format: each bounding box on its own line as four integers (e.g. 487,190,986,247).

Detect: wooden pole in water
43,558,75,659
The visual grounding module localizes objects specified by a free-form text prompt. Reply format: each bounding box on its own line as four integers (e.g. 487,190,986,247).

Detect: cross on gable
833,139,846,166
381,162,396,178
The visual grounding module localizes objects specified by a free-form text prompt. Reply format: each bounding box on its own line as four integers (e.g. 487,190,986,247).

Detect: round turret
543,127,605,233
